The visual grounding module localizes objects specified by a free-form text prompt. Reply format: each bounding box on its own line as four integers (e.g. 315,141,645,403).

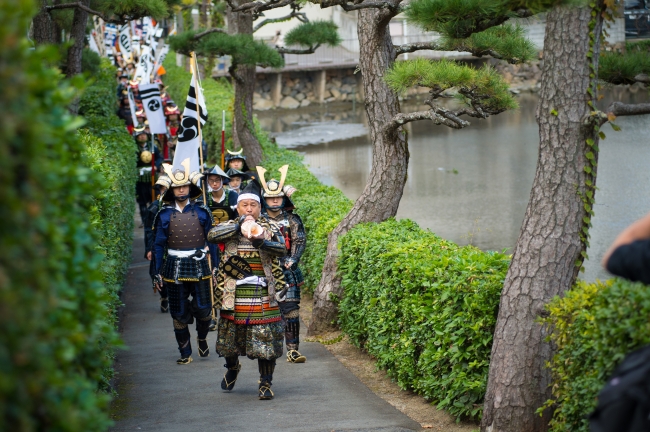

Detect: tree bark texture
308,5,408,335
66,0,90,78
227,0,264,167
32,1,54,45
481,6,603,432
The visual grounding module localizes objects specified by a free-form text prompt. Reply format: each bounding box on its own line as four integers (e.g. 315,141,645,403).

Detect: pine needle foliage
599,43,650,85
92,0,173,20
404,0,574,38
441,24,537,63
284,20,342,48
385,58,517,112
169,30,284,68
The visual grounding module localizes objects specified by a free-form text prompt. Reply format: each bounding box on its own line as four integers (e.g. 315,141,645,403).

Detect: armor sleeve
196,204,218,265
288,213,306,265
153,208,171,275
252,222,287,257
207,221,240,243
251,237,287,257
153,146,163,170
143,201,158,253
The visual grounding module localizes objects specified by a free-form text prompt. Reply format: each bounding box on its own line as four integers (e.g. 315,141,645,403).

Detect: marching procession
108,17,308,401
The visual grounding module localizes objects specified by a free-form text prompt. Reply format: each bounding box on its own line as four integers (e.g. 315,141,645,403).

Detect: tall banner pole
192,52,217,321
221,110,226,170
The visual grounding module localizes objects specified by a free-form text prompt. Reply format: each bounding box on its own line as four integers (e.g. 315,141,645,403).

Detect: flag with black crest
139,83,167,134
173,63,208,173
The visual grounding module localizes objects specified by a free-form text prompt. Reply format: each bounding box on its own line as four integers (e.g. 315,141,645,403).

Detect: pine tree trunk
308,7,407,335
32,2,53,45
227,0,263,167
66,0,90,78
480,6,603,431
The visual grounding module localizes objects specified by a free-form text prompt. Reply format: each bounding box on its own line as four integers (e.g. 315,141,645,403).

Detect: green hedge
0,2,121,430
338,218,509,420
540,279,650,432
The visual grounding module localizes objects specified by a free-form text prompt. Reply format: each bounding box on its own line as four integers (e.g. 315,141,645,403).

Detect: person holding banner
135,126,162,227
153,160,216,365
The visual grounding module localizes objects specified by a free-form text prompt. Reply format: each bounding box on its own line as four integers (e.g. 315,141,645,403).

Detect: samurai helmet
226,167,249,180
206,165,230,180
256,165,296,211
160,158,203,203
225,149,246,162
225,149,250,172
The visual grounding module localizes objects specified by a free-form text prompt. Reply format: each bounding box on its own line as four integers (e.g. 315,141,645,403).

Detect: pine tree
169,3,341,166
482,3,650,430
302,0,569,335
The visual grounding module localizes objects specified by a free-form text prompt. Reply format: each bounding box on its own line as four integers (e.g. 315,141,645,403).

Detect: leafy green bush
338,218,509,420
0,1,120,430
540,279,650,432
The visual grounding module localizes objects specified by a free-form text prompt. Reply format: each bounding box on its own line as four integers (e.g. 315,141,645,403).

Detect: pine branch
277,44,321,54
194,28,227,39
253,9,308,32
319,0,402,12
607,102,650,118
226,0,294,16
45,2,125,23
229,63,245,84
394,41,442,55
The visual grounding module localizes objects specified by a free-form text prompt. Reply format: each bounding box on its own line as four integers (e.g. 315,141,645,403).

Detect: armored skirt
216,242,284,361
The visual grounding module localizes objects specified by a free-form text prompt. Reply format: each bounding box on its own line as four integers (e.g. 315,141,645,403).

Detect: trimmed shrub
540,279,650,432
0,1,120,430
338,218,509,420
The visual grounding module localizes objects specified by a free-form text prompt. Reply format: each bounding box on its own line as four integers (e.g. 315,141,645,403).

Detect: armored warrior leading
207,180,287,400
258,165,307,363
153,160,217,365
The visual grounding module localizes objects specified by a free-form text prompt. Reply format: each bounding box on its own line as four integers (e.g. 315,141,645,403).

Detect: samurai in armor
153,159,217,365
204,165,239,224
207,180,288,400
258,165,307,363
225,149,250,172
225,168,248,195
144,175,169,313
135,125,162,227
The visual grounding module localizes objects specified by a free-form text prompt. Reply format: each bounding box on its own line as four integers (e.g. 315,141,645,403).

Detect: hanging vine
576,0,619,272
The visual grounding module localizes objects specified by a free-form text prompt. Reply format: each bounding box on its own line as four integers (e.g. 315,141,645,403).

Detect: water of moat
256,89,650,282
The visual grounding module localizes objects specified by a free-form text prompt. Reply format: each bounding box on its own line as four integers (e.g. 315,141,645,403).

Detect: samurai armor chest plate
168,211,204,249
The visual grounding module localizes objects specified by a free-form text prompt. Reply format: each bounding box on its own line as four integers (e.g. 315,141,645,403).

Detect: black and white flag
152,44,169,77
134,45,152,84
139,83,167,134
173,67,208,173
118,24,132,63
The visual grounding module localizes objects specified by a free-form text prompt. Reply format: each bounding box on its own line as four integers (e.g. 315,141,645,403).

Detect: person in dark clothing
135,126,162,227
145,176,169,312
603,212,650,284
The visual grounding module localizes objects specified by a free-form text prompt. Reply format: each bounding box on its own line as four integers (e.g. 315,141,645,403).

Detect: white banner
134,45,152,84
139,84,167,134
118,24,132,63
127,88,139,126
153,44,169,77
88,32,100,54
173,68,208,173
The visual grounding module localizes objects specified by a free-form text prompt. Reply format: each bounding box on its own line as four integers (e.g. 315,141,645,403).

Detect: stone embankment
253,61,544,111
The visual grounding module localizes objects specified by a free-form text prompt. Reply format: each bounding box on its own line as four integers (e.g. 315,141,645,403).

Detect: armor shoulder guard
152,204,173,228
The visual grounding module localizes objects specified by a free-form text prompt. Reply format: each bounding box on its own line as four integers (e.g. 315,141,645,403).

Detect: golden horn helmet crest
256,165,289,197
227,149,244,156
163,158,192,186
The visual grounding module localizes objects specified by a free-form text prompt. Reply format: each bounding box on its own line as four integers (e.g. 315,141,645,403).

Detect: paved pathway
110,228,421,432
